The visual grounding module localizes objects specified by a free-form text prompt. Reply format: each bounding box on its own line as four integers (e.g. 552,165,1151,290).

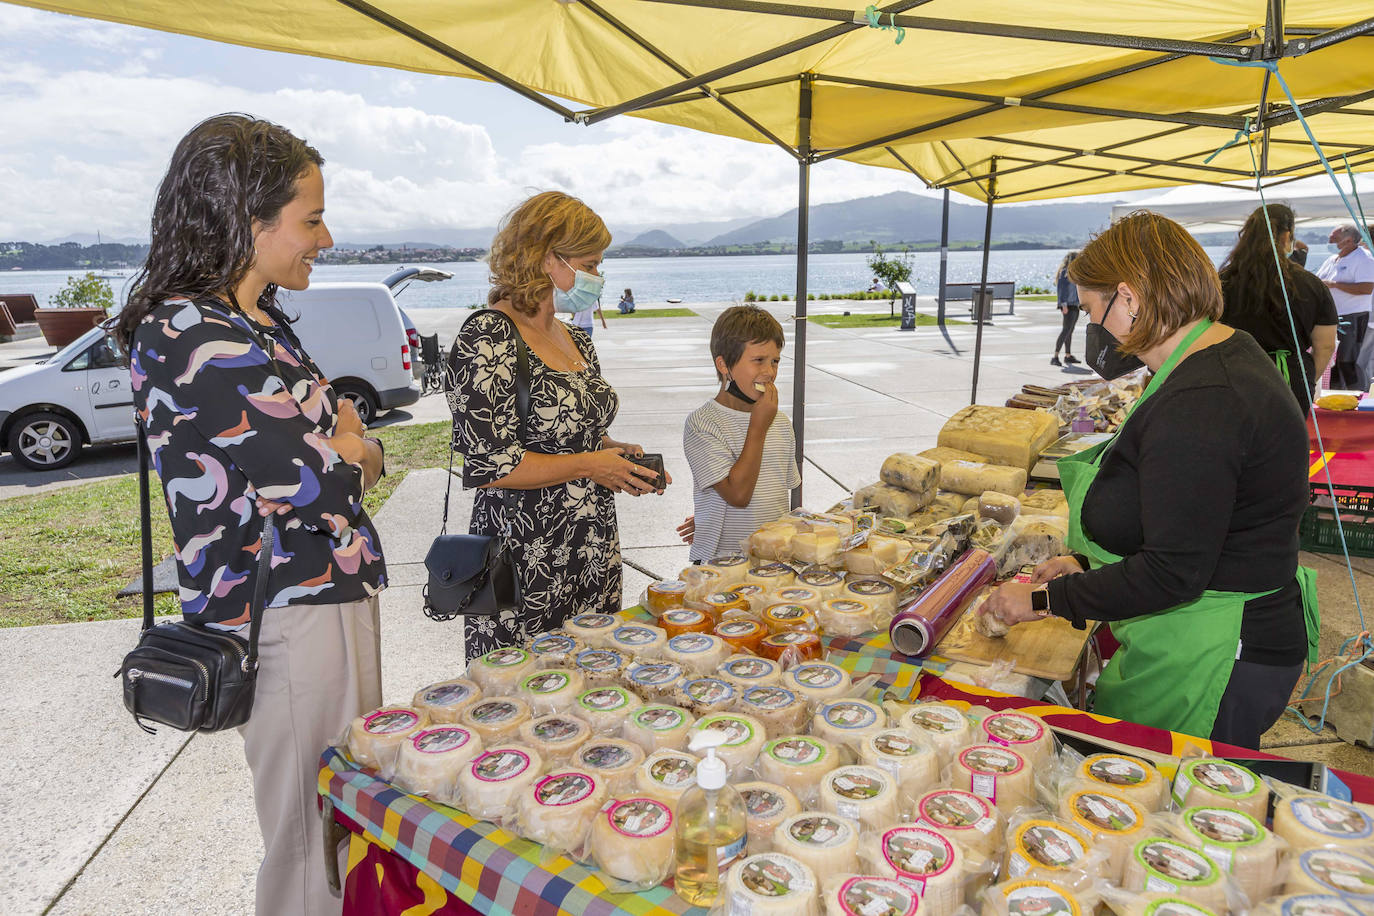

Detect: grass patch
810,312,967,329
0,419,454,627
1021,294,1058,302
603,307,697,319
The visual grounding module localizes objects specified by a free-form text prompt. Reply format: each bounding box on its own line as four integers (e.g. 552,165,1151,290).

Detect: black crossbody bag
423,310,529,620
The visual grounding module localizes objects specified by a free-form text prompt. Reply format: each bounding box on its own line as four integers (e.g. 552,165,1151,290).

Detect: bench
0,293,38,324
0,302,15,340
942,281,1016,317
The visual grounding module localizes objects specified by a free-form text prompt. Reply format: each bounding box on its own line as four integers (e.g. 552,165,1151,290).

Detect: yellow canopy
10,0,1374,202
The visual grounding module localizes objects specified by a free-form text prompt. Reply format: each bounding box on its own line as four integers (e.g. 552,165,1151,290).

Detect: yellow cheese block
938,405,1061,473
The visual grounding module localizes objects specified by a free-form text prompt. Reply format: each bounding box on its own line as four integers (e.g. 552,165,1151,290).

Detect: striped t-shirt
683,399,801,562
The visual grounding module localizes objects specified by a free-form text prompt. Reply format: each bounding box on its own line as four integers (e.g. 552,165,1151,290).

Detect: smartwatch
1030,586,1051,616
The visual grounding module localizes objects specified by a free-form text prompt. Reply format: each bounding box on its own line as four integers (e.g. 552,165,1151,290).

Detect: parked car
383,266,453,381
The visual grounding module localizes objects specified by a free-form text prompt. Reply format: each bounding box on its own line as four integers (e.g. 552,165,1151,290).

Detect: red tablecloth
1309,407,1374,453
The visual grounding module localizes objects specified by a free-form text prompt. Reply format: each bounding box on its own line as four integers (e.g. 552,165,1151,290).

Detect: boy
680,305,800,562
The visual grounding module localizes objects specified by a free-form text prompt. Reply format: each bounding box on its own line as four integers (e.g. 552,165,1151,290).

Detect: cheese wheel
573,738,645,797
461,745,545,821
715,618,768,653
608,623,669,659
458,697,531,744
954,745,1033,813
517,770,608,850
811,699,888,754
1076,753,1168,811
518,713,592,767
708,553,751,586
590,797,676,887
759,631,824,662
1175,806,1280,903
792,529,842,565
1004,818,1098,886
817,598,876,638
979,711,1054,766
664,633,731,675
636,749,700,806
901,703,975,763
858,729,941,804
623,661,686,702
1122,838,1228,912
692,712,766,776
914,788,1002,859
981,880,1085,916
729,583,772,615
747,562,797,589
675,676,739,716
564,613,621,647
527,633,580,666
1058,790,1147,882
863,825,963,914
882,453,943,494
660,607,714,637
645,580,689,615
724,852,819,916
411,678,482,724
824,874,919,916
763,603,820,635
574,685,643,734
517,668,585,714
1252,894,1366,916
843,579,897,615
719,654,783,690
1284,848,1374,901
391,725,483,800
683,564,727,605
771,585,824,612
623,703,696,753
819,765,900,832
775,812,861,876
939,460,1028,498
1273,794,1374,850
468,647,538,694
737,685,810,739
1171,759,1268,821
737,781,803,856
797,567,846,602
704,592,754,620
784,662,853,705
574,647,631,688
758,735,841,803
1117,896,1220,916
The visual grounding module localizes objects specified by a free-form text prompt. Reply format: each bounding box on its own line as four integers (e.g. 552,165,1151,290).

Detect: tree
49,272,115,311
866,242,913,305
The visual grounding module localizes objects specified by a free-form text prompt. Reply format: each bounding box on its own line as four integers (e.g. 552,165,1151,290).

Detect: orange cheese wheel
759,630,823,662
714,618,767,653
660,607,713,637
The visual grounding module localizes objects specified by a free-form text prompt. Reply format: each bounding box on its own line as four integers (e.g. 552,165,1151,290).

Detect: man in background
1316,224,1374,389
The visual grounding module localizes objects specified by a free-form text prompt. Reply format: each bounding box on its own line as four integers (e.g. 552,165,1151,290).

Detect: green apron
1058,319,1320,738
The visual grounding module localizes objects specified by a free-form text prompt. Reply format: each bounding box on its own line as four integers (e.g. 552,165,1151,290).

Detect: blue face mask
1329,242,1343,254
551,255,605,313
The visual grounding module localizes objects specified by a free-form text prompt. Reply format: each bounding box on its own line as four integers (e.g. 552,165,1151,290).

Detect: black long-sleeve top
1046,330,1310,665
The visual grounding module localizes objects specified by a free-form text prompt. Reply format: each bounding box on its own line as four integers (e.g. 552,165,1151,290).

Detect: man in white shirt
1316,224,1374,388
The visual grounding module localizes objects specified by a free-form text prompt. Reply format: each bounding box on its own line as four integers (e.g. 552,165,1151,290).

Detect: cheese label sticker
1019,823,1085,867
580,688,629,711
737,855,811,897
830,770,884,800
710,554,749,568
663,609,705,626
684,678,734,704
669,634,713,653
629,663,681,687
1004,884,1080,916
1186,760,1258,797
1138,840,1215,885
530,635,575,657
1071,792,1139,833
919,791,991,829
801,568,843,586
1290,796,1374,840
1278,895,1363,916
468,701,518,724
742,788,785,819
363,709,419,734
787,815,852,848
768,737,825,765
699,716,753,746
613,626,658,646
1300,849,1374,897
576,649,623,672
483,648,528,668
745,686,797,710
580,743,634,769
412,727,471,754
1143,902,1215,916
636,706,685,731
984,712,1045,745
824,701,879,729
731,584,764,598
420,683,474,707
650,755,696,788
1185,807,1261,847
609,798,671,838
777,588,815,602
908,705,966,733
750,563,793,577
792,664,842,689
873,731,917,757
771,631,818,646
531,717,582,742
717,621,760,638
724,658,774,680
962,746,1022,774
472,749,530,781
1087,755,1150,786
848,579,893,596
838,877,918,916
767,604,809,621
828,599,867,613
523,671,569,694
571,613,615,630
882,828,952,877
535,773,595,806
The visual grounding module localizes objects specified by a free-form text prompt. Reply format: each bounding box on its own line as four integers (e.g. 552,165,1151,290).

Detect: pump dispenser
673,729,747,905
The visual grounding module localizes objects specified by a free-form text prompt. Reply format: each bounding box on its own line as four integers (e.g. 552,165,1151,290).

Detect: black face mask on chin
1085,291,1145,380
725,377,757,404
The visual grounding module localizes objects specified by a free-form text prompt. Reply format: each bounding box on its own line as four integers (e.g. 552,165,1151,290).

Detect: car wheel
333,384,378,426
8,411,82,470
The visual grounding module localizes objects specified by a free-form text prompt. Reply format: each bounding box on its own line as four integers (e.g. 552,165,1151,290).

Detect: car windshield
46,327,107,365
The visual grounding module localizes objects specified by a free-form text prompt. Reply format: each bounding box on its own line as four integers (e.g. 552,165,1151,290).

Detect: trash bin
896,281,918,332
972,287,994,324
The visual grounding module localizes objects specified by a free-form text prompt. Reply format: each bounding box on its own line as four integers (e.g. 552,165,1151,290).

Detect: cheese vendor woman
983,211,1318,749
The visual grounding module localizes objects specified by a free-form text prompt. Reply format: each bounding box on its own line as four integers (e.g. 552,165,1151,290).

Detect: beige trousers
240,597,382,916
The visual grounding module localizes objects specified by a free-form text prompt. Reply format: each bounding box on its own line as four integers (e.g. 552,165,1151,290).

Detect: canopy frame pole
628,74,805,112
936,188,959,353
1258,69,1273,179
791,74,813,509
955,131,1257,179
970,158,997,406
1261,0,1285,61
1293,17,1374,55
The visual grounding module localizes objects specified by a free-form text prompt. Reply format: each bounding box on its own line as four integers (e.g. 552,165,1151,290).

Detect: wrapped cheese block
784,662,852,705
1004,818,1098,884
938,405,1060,473
738,685,810,739
817,598,876,638
854,481,928,519
775,812,861,876
750,522,800,561
728,583,771,614
758,631,823,662
1283,848,1374,900
954,744,1033,813
979,491,1021,526
981,880,1086,916
859,729,941,803
715,618,768,653
645,579,689,615
624,704,696,753
763,603,819,635
460,745,545,821
918,445,989,467
863,825,963,914
518,712,592,767
824,874,919,916
797,567,846,601
843,578,897,615
737,780,802,856
703,591,753,620
1058,790,1147,882
608,623,669,659
458,697,531,744
575,685,643,734
1252,894,1364,916
1021,489,1068,512
1114,895,1219,916
1121,838,1228,911
1172,806,1280,903
819,765,899,832
517,769,608,850
574,648,631,688
573,738,644,797
391,725,483,800
900,702,975,762
518,668,585,715
915,788,1002,859
720,654,782,688
635,748,700,806
881,452,943,493
411,678,481,724
724,853,819,916
564,613,621,647
811,699,888,754
528,633,580,666
747,562,797,589
996,517,1070,576
1171,759,1267,821
1075,753,1167,811
1272,794,1374,850
771,585,824,612
675,676,738,716
758,735,840,803
590,797,676,887
979,710,1054,766
940,460,1029,498
692,712,766,775
660,608,714,637
623,661,686,702
792,528,842,565
682,564,726,605
708,553,752,585
664,633,731,675
468,647,538,694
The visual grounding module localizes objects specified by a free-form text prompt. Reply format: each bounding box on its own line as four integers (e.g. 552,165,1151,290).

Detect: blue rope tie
863,5,905,44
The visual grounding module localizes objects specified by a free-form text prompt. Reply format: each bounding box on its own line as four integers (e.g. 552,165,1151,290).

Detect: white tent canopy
1113,173,1374,231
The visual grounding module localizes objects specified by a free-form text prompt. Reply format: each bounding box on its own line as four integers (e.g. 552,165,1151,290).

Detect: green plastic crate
1299,483,1374,558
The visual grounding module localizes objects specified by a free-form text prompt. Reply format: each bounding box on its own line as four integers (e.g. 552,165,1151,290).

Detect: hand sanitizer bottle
673,729,747,905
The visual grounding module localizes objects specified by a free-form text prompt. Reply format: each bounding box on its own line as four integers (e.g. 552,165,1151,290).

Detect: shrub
807,293,815,301
769,294,779,301
744,290,757,302
49,272,115,311
781,294,790,301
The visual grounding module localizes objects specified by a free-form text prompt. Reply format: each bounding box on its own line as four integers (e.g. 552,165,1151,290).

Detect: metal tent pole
792,75,812,508
937,189,950,329
970,159,997,405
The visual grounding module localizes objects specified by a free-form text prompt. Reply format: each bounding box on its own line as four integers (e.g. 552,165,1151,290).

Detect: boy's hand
677,515,695,544
750,382,779,427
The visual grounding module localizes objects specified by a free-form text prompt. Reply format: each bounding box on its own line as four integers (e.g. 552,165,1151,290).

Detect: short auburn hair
711,305,785,380
1069,210,1222,354
487,191,611,316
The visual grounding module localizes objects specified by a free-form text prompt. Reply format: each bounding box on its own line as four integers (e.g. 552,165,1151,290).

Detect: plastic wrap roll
517,713,592,768
817,599,876,638
901,702,975,763
1121,838,1228,911
574,648,631,688
457,698,529,744
774,812,861,876
1058,790,1146,882
663,633,731,675
1283,848,1374,901
1171,759,1267,821
1005,819,1098,884
824,875,919,916
954,745,1033,813
1076,753,1168,811
725,853,819,916
528,633,580,666
645,580,689,615
564,613,621,647
573,738,644,797
718,655,782,690
1272,794,1374,850
518,668,585,714
715,618,768,653
858,729,941,804
623,704,695,753
759,631,824,662
737,781,802,856
517,770,608,850
623,661,685,702
468,647,539,694
914,788,1002,859
635,749,700,806
661,608,714,637
709,553,752,585
797,567,846,602
391,726,483,800
590,797,676,887
758,735,840,803
890,548,998,657
411,679,482,724
608,624,668,659
811,699,888,754
675,676,738,716
784,662,852,705
981,880,1085,916
819,765,900,832
737,685,810,739
979,711,1054,766
863,825,963,914
1173,806,1280,904
763,603,820,634
574,686,643,734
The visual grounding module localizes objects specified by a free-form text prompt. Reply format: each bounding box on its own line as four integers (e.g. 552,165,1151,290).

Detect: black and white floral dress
447,310,622,661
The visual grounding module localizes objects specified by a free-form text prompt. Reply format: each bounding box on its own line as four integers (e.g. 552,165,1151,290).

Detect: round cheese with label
1116,895,1220,916
819,765,899,832
817,598,876,638
1283,848,1374,901
747,562,797,589
574,685,643,734
609,624,668,660
737,685,810,739
792,528,842,566
981,880,1084,916
785,662,852,705
770,585,824,612
812,699,888,754
457,697,530,744
517,668,585,715
1174,806,1280,903
724,852,819,916
1251,894,1366,916
823,874,918,916
729,583,772,614
900,703,975,763
914,788,1002,858
1171,759,1267,821
719,654,783,690
737,781,803,856
590,797,675,887
459,745,545,821
675,676,738,716
682,564,727,605
759,630,824,662
573,738,644,797
1005,819,1099,886
979,711,1054,766
661,608,714,637
468,647,538,695
1075,753,1167,811
564,613,621,647
708,553,751,586
1272,794,1374,851
715,618,768,653
528,633,580,666
411,678,481,724
775,811,861,876
858,729,941,804
797,567,846,602
692,712,766,776
517,713,592,768
623,703,696,753
758,735,840,803
763,603,820,635
704,591,754,620
664,633,731,675
645,580,689,615
955,744,1033,813
1058,790,1146,882
517,769,608,850
391,725,483,800
1122,837,1227,912
635,749,700,806
843,579,897,615
574,647,631,688
623,660,686,702
863,825,963,914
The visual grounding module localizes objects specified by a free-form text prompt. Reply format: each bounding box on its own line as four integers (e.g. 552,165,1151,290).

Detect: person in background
1219,204,1337,412
571,296,608,337
618,287,636,314
1051,250,1082,367
1316,223,1374,389
1289,237,1310,268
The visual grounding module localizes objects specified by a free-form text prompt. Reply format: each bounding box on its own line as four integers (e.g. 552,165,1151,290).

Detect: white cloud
0,6,148,51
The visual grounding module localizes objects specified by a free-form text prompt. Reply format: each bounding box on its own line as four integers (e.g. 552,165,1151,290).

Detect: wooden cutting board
935,600,1094,682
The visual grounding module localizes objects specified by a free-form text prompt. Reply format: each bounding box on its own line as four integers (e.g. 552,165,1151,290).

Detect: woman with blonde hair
447,191,665,659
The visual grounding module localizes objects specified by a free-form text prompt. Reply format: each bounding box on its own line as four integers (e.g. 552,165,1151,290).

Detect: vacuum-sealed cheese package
623,703,696,753
901,702,975,763
663,633,731,675
817,598,877,638
811,699,888,754
1004,818,1101,887
861,825,964,914
411,679,482,724
784,662,852,706
954,744,1034,813
858,728,941,805
708,553,751,586
459,745,545,822
762,603,820,635
623,661,686,702
517,713,592,768
590,797,676,890
718,654,782,690
572,737,644,797
797,567,846,602
759,631,824,662
842,579,897,616
737,780,802,855
391,725,483,802
1171,759,1268,821
468,647,538,694
914,787,1003,859
1283,847,1374,901
675,676,738,717
608,624,668,660
528,633,580,667
645,580,689,616
774,811,861,876
660,608,714,637
682,564,727,605
724,852,819,916
456,697,531,744
729,583,771,615
691,712,766,776
715,618,768,653
771,585,824,613
635,748,700,807
1108,893,1220,916
979,710,1054,766
1165,805,1282,903
980,879,1087,916
737,685,810,739
1272,794,1374,850
1057,789,1147,882
573,647,631,689
818,764,900,832
1074,753,1168,811
1251,894,1367,916
517,668,585,715
574,685,643,734
823,874,918,916
704,591,754,621
747,561,797,589
564,613,621,647
758,735,840,805
516,769,608,853
1120,837,1228,912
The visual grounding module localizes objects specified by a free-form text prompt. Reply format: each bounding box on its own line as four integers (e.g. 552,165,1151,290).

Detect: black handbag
423,309,530,621
117,421,276,733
